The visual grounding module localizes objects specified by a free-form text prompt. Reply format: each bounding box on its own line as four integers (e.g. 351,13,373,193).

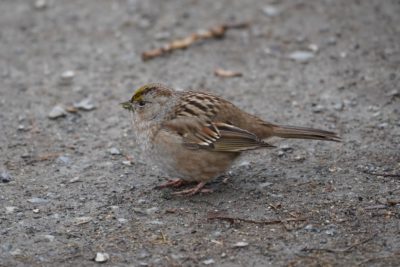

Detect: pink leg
172,182,213,196
155,178,186,189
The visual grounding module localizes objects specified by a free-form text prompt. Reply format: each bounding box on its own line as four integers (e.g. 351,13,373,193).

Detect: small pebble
43,234,55,242
73,216,92,225
95,252,110,263
137,249,150,259
1,171,12,183
33,209,40,213
327,36,337,45
122,160,132,166
387,89,399,97
109,147,121,155
233,241,249,248
48,105,67,119
69,176,80,183
288,51,314,63
5,206,17,214
312,104,325,113
74,97,96,111
60,70,75,85
377,123,388,129
203,259,215,265
57,156,70,165
308,43,319,52
258,182,272,189
28,197,49,204
34,0,47,9
10,249,22,256
145,207,159,215
333,102,344,111
117,218,128,223
262,5,280,17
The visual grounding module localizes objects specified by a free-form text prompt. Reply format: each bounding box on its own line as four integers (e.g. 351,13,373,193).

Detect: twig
141,22,249,61
207,211,305,225
361,170,400,178
302,233,377,254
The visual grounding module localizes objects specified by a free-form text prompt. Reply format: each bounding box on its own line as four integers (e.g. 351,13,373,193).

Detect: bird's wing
162,118,274,152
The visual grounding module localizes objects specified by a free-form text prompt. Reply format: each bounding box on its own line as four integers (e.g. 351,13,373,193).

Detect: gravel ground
1,0,400,266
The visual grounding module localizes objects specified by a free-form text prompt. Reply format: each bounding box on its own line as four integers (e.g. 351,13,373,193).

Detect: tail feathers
271,125,341,142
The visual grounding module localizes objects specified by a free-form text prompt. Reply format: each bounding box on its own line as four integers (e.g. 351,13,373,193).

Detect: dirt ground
1,0,399,266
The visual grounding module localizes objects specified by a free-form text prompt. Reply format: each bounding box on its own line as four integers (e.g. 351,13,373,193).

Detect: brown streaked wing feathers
162,118,274,152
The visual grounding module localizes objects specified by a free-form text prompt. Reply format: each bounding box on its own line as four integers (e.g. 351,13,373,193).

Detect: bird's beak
120,101,133,111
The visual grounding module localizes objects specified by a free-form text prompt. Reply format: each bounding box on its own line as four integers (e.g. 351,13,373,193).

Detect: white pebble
95,252,110,263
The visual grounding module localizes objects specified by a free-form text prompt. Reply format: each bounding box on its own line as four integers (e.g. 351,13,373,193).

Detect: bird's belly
152,130,239,182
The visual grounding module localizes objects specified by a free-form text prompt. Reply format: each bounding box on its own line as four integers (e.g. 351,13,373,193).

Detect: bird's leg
155,178,186,189
172,182,213,196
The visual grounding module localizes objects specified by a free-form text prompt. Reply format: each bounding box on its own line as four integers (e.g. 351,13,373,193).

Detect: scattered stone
145,207,159,215
233,241,249,248
108,147,121,155
10,249,22,256
387,89,399,98
377,123,388,129
17,124,26,131
5,206,17,214
57,156,70,165
117,218,128,223
60,70,75,85
1,171,12,183
262,5,280,17
280,144,293,152
277,150,285,157
203,258,215,265
149,220,163,225
69,176,80,183
288,51,314,63
327,36,337,45
137,249,150,259
34,0,47,10
73,216,92,225
294,155,306,161
333,102,344,111
311,104,325,113
122,160,132,166
48,105,67,119
33,209,40,213
74,97,96,111
258,182,272,189
308,43,319,52
304,224,320,232
324,228,337,236
238,161,251,168
28,197,49,204
95,252,110,263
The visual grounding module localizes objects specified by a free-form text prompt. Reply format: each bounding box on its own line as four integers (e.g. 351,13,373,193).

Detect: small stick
207,211,305,225
141,22,249,61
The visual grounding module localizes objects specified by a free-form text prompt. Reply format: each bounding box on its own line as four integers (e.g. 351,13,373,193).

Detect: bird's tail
271,125,341,142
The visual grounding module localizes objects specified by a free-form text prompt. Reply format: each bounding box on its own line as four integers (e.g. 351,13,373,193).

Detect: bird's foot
172,182,213,196
155,178,186,189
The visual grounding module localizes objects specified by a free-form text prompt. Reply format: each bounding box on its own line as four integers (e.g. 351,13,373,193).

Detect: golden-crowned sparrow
122,83,340,195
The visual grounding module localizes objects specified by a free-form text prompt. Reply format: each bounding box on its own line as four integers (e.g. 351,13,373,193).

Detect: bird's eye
138,100,146,107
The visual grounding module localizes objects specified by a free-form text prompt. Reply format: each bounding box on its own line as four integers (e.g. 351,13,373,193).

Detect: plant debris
214,68,243,78
207,211,305,225
141,22,249,61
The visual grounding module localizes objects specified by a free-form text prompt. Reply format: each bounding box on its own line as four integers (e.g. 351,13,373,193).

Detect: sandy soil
1,0,399,266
